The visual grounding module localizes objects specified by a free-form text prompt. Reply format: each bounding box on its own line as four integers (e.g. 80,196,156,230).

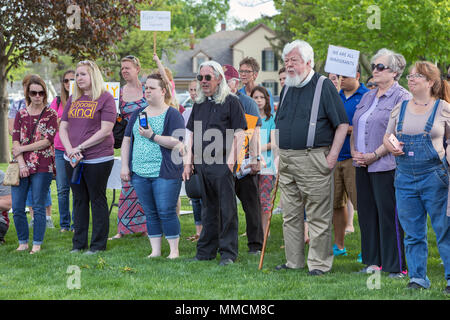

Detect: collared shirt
338,83,369,161
238,85,275,115
352,81,412,172
186,94,247,164
275,72,348,150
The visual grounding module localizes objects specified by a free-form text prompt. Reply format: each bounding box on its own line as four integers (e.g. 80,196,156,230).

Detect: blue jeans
55,149,73,229
12,172,53,245
131,174,182,239
395,168,450,288
191,198,202,225
26,187,52,207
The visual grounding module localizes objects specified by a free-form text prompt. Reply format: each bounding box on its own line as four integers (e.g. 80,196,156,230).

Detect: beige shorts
333,158,357,209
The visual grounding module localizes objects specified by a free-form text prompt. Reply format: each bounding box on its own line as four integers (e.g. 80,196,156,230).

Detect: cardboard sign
324,45,360,78
140,11,171,31
105,82,120,113
69,81,120,113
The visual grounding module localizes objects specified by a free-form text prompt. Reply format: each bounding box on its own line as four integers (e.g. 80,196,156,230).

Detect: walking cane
258,172,280,270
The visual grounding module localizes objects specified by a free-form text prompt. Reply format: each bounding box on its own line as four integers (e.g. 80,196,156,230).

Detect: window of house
262,49,278,72
262,80,279,96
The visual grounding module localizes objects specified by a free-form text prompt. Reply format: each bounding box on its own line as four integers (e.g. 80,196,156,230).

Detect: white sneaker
273,207,282,215
46,218,55,228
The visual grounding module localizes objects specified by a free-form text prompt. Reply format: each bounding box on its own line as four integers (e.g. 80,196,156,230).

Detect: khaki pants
279,148,334,272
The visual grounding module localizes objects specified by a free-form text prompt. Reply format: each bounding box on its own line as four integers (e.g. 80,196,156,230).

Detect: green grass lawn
0,161,448,300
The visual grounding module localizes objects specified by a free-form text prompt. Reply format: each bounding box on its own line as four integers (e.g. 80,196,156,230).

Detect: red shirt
12,107,58,175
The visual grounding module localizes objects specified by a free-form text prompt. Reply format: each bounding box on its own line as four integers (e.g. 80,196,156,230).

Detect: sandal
16,245,29,251
186,234,197,241
30,245,41,255
191,234,200,242
108,234,123,240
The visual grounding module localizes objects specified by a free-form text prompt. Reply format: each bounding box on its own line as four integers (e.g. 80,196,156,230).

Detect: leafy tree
273,0,449,75
0,0,145,162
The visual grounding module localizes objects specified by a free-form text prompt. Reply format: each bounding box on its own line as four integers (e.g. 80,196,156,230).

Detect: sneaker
356,265,381,274
333,244,348,256
357,253,362,263
272,207,282,215
46,217,55,228
407,282,426,290
29,219,34,228
389,272,406,279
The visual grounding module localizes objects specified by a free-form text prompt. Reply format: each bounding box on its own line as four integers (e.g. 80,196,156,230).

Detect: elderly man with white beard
274,40,349,275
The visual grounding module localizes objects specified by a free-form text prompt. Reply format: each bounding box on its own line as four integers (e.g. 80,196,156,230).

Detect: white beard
285,69,311,87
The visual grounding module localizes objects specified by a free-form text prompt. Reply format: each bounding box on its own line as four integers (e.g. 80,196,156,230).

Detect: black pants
355,167,407,273
235,174,263,251
195,164,239,261
0,221,8,242
65,160,113,251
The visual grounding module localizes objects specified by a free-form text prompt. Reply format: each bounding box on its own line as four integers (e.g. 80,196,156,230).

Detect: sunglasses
29,90,45,97
406,73,425,80
197,74,213,81
367,82,377,87
447,74,450,80
63,78,75,83
371,63,390,72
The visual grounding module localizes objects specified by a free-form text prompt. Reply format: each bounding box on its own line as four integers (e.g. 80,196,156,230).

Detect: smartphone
388,134,401,150
139,111,148,129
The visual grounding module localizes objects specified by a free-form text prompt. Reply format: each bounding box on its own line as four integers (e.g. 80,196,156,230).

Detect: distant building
163,23,280,96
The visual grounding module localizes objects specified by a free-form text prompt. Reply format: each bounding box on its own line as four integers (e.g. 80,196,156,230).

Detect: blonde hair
73,60,105,101
121,55,141,69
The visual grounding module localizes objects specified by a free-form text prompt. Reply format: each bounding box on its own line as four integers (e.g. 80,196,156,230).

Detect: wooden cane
258,172,280,270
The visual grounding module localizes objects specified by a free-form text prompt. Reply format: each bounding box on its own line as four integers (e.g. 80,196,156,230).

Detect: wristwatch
150,133,156,141
373,151,380,160
256,155,261,161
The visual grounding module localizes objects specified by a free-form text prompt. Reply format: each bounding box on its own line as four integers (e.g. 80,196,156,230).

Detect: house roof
230,23,276,48
163,29,245,80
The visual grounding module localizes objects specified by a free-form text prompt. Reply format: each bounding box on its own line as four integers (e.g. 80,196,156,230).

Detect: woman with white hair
59,60,116,254
350,49,411,277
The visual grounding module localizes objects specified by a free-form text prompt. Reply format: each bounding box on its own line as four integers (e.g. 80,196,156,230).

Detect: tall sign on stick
140,11,171,54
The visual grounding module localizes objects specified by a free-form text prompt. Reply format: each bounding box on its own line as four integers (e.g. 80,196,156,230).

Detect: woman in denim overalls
384,61,450,293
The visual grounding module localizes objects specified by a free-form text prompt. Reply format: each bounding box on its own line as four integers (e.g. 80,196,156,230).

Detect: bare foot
16,244,29,251
147,252,161,258
167,253,179,259
30,245,41,254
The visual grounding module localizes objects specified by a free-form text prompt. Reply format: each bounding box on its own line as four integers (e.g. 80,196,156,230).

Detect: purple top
61,92,116,160
352,82,411,172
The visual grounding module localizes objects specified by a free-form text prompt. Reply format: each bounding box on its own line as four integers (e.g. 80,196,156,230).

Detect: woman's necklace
413,97,433,106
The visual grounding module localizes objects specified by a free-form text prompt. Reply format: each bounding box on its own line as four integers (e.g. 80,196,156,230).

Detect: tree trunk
0,62,10,163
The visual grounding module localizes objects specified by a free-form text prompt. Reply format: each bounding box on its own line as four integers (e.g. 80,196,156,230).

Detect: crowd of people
2,38,450,294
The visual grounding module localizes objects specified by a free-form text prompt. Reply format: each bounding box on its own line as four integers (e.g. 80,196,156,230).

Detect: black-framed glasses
29,90,45,97
371,63,390,72
197,74,212,81
63,78,75,83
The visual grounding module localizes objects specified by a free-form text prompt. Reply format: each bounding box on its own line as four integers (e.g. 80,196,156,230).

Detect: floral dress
117,85,148,234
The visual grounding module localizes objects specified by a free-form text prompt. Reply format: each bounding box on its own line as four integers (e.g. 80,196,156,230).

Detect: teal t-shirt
132,110,167,178
260,114,276,175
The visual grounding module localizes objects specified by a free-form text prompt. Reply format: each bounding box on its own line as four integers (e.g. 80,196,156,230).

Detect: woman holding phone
384,61,450,293
120,73,185,259
59,60,116,254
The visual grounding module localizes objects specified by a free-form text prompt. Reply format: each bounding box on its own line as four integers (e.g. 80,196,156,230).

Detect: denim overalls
394,99,450,288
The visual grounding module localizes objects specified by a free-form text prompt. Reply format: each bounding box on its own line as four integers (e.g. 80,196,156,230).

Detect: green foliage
273,0,450,73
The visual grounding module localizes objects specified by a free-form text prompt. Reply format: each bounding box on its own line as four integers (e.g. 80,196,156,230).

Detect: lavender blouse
352,82,411,172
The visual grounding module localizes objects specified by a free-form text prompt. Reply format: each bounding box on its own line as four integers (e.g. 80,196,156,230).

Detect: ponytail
440,79,450,103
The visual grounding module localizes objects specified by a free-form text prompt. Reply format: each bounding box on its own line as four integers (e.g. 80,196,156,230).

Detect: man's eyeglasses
63,78,75,83
238,69,253,74
197,74,213,81
371,63,390,72
406,73,425,80
29,90,45,97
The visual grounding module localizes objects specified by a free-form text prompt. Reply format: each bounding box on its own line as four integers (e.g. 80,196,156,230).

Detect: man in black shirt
183,61,247,266
274,40,349,275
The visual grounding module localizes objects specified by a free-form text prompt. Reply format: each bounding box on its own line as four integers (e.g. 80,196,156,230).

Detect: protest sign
324,45,360,78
